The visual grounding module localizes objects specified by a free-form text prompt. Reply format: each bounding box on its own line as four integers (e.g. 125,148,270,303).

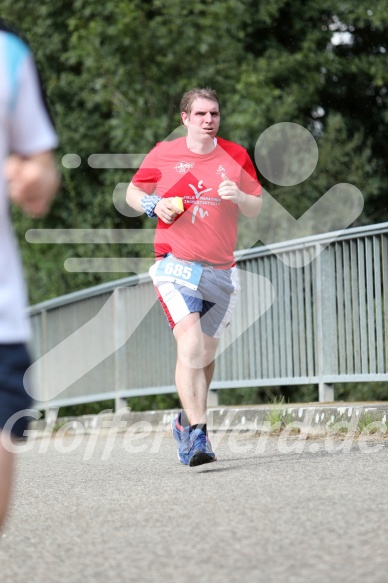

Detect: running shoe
188,428,217,467
171,412,191,465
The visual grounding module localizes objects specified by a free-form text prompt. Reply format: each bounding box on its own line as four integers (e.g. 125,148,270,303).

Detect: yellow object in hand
171,196,184,213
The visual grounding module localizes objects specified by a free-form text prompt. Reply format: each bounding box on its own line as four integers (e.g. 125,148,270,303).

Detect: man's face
182,98,220,139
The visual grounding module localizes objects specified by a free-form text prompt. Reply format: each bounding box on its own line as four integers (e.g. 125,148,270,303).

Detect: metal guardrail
28,222,388,409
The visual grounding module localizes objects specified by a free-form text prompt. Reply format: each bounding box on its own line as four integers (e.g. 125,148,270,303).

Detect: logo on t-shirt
189,180,212,199
216,164,226,174
175,161,194,173
188,180,214,224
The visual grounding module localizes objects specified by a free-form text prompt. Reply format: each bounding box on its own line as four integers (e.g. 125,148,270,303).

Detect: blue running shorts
149,260,240,338
0,344,32,438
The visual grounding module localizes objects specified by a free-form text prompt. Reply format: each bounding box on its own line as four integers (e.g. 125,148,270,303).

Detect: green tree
3,0,252,302
3,0,387,304
228,0,387,222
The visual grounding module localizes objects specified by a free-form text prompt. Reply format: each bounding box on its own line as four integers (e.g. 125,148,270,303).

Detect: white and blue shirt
0,29,58,342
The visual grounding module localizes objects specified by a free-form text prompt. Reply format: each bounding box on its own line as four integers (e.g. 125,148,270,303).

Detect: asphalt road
1,429,387,583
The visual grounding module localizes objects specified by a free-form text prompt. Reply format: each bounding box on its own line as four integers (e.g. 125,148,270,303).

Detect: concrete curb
29,402,388,438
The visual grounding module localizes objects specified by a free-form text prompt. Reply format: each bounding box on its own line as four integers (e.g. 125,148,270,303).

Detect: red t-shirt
132,136,262,268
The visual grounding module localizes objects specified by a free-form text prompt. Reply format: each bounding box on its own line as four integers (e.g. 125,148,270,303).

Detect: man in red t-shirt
126,87,262,467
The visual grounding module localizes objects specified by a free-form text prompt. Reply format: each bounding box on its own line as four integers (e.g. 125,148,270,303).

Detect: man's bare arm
126,181,182,224
126,181,148,213
236,191,262,218
4,151,60,217
218,174,262,219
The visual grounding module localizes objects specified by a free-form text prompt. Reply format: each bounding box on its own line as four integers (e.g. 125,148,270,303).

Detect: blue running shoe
171,412,191,465
188,428,217,467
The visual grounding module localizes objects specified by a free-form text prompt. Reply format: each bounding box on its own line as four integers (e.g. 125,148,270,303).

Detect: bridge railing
28,222,388,410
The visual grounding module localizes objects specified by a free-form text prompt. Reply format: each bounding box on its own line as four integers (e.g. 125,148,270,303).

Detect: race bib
154,256,204,290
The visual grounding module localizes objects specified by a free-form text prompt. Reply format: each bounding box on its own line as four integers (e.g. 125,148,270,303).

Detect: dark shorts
0,343,33,438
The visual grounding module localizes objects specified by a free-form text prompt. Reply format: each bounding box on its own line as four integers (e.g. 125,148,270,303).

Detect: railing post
315,245,324,400
114,288,128,412
318,382,334,402
45,407,59,424
41,309,49,412
208,388,219,407
315,244,337,402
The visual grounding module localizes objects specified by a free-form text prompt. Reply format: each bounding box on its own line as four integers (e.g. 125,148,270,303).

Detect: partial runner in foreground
0,21,59,526
126,87,262,466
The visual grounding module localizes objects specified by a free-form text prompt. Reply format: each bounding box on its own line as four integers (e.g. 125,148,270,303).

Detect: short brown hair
180,87,220,115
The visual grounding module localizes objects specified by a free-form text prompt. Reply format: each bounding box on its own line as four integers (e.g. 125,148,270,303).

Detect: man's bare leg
0,433,14,528
174,313,207,425
203,333,219,390
173,314,219,425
